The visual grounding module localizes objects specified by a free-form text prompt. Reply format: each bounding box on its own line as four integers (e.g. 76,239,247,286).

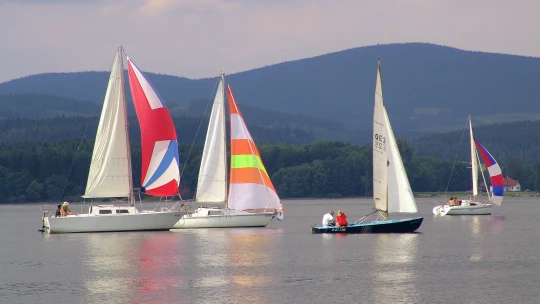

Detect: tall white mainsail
373,59,418,214
83,46,132,198
469,116,479,198
195,75,228,203
372,60,388,212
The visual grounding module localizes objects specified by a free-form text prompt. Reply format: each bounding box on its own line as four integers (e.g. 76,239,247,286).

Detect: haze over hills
1,43,539,140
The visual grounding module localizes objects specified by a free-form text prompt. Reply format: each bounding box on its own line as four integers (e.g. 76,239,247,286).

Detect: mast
373,59,388,215
469,115,478,200
221,73,229,209
195,73,228,205
119,46,135,206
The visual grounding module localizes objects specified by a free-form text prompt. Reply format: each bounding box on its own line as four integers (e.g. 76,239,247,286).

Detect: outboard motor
38,211,49,233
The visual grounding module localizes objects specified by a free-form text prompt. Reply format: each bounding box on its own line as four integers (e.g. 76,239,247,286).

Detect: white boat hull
172,207,274,229
433,201,492,216
44,209,184,233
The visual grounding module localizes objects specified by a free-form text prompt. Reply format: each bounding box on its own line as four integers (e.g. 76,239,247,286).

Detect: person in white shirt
322,210,335,226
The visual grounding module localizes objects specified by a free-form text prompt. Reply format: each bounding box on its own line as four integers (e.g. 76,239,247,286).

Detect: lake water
1,197,540,304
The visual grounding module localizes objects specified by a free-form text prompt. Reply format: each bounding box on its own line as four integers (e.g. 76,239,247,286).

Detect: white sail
372,60,388,212
469,116,478,198
385,108,418,213
195,76,228,203
83,47,132,198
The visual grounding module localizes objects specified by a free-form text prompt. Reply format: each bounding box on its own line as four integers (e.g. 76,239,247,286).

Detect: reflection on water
463,216,506,262
83,234,136,303
167,228,280,304
82,233,184,304
372,234,419,304
226,229,277,304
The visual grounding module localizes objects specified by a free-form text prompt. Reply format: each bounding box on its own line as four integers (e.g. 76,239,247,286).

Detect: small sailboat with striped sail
312,59,423,234
173,74,284,228
433,116,504,215
41,46,184,233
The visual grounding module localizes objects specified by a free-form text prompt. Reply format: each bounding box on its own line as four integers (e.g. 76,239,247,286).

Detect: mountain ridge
2,43,539,135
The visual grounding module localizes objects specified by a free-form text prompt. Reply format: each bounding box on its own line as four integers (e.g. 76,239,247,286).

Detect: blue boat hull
311,217,423,234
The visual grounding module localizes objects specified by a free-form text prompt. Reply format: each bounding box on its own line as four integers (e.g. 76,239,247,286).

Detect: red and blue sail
126,57,180,196
474,139,503,206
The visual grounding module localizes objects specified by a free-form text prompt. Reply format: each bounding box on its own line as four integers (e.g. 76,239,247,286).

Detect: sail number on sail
374,133,386,151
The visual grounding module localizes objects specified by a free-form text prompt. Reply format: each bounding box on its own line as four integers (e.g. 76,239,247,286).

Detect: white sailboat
173,74,284,229
41,46,184,233
312,59,423,234
433,116,504,216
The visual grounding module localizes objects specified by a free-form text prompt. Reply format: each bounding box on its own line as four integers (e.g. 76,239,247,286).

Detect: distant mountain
2,43,539,137
0,94,100,118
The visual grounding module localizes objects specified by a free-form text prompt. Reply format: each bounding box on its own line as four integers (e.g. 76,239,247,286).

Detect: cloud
0,0,539,83
136,0,236,17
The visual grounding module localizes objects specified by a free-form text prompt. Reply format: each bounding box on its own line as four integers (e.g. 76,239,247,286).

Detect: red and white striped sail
227,85,284,219
126,58,180,196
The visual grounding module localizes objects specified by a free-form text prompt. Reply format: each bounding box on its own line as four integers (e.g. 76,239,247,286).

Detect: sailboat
433,116,504,215
312,59,423,234
173,74,284,229
42,46,184,233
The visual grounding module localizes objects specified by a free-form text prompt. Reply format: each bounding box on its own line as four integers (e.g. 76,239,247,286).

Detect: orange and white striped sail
227,85,284,219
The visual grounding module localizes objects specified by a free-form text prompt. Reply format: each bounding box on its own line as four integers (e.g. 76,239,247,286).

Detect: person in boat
322,210,335,226
336,210,348,227
61,201,72,216
453,197,461,206
55,204,62,217
447,197,455,206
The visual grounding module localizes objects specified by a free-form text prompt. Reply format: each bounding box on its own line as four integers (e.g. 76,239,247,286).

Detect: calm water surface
1,198,540,304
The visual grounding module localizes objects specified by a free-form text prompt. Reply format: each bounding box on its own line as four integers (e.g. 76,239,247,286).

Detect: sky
0,0,538,83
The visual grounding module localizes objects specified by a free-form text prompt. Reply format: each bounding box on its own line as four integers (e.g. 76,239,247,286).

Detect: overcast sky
0,0,538,83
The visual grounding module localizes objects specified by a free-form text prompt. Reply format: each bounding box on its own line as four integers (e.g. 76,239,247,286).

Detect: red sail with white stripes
126,58,180,196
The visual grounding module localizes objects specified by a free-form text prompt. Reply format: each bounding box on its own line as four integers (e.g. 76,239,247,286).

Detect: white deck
433,200,492,216
43,205,184,233
172,207,275,229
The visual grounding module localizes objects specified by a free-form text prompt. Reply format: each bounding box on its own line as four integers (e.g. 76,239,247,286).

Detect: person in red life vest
336,210,348,227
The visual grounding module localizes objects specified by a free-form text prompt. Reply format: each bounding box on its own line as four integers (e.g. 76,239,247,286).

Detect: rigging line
179,76,221,185
444,118,469,195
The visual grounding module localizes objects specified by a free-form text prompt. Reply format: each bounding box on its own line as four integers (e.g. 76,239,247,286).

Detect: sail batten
127,58,180,197
83,47,132,198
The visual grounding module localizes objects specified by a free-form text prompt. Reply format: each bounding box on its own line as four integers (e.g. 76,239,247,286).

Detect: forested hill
0,116,316,146
2,43,539,134
0,94,363,143
414,119,540,165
